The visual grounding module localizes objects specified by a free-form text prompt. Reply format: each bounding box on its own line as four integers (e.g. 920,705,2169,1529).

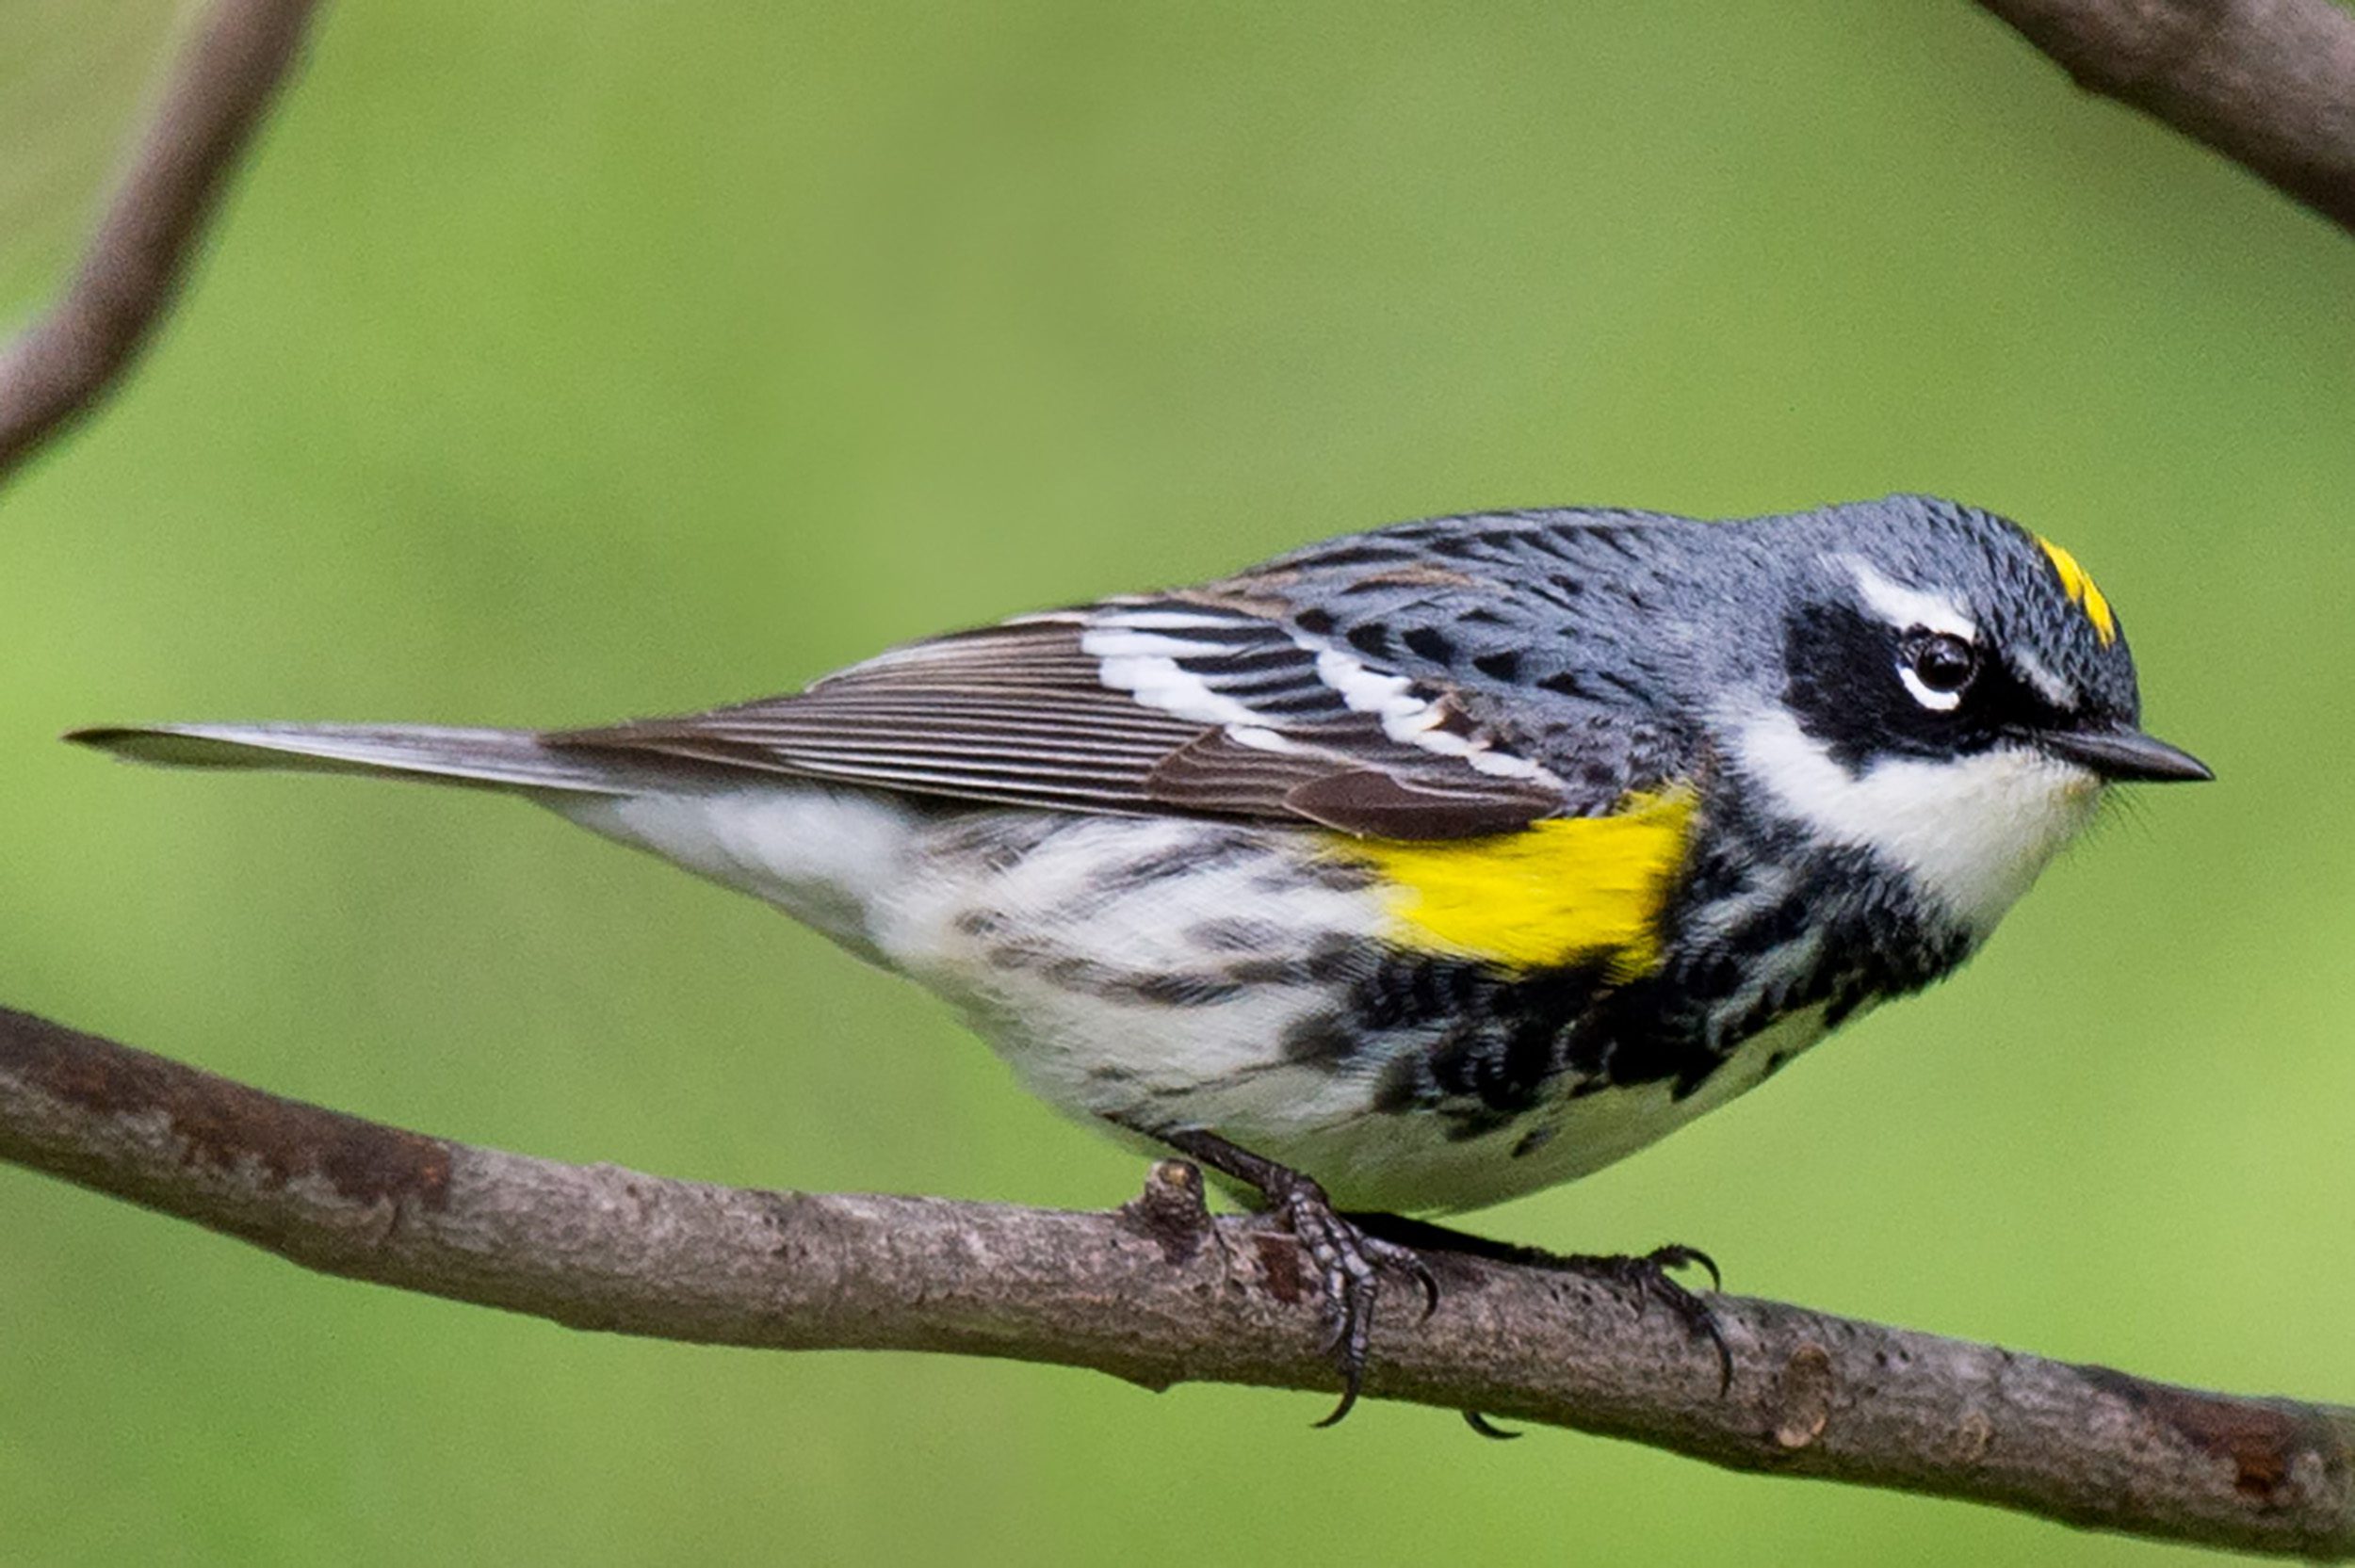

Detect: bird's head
1717,495,2209,934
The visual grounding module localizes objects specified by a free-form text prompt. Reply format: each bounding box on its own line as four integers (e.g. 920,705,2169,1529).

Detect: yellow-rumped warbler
73,493,2208,1416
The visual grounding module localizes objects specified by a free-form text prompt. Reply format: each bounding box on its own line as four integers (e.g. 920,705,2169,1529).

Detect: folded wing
549,598,1574,839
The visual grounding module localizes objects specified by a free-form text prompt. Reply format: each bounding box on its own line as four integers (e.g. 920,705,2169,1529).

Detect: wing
546,597,1580,839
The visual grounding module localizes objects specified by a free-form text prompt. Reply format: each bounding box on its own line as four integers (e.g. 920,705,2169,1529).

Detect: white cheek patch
1732,707,2103,934
1843,558,1977,642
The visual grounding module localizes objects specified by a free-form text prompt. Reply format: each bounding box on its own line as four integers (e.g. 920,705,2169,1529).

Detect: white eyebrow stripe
1841,558,1977,641
2007,646,2076,708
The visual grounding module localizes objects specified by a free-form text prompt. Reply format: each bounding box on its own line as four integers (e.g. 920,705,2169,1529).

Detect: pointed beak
2038,723,2214,784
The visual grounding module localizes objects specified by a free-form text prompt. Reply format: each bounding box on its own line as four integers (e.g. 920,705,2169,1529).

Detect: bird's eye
1898,632,1978,712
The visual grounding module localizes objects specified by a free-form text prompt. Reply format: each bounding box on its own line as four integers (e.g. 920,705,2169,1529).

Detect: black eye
1900,631,1979,708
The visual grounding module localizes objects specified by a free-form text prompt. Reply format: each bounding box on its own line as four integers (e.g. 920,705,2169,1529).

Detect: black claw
1279,1204,1742,1404
1277,1183,1409,1426
1461,1409,1521,1441
1646,1242,1722,1294
1664,1289,1734,1397
1704,1327,1734,1394
1406,1255,1441,1322
1313,1382,1362,1430
1592,1245,1732,1395
1341,1213,1735,1397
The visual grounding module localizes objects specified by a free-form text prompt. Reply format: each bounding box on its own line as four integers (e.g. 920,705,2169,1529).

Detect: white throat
1730,707,2103,934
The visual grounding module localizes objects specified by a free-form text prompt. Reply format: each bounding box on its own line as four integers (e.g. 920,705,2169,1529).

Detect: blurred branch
0,0,321,483
4,1005,2351,1558
1974,0,2355,236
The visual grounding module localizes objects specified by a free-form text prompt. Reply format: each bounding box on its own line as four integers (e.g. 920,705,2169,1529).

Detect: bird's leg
1135,1125,1436,1427
1351,1214,1733,1407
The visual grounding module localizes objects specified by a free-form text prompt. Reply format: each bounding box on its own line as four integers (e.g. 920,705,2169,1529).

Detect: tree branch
0,0,321,482
5,2,2352,1554
1974,0,2355,236
3,1004,2349,1559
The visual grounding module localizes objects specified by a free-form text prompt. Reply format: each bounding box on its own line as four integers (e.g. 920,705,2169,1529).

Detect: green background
5,4,2350,1562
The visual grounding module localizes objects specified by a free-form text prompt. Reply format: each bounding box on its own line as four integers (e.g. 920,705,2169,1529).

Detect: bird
71,493,2209,1418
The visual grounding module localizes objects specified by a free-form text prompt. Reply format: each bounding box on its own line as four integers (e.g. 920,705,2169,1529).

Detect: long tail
66,722,650,795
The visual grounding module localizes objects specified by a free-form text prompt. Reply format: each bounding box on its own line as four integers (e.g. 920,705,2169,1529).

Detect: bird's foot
1557,1243,1731,1393
1261,1167,1438,1427
1140,1126,1436,1427
1349,1217,1733,1427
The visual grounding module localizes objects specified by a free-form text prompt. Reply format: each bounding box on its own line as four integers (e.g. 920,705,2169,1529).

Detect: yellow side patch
1336,788,1697,976
2035,537,2118,646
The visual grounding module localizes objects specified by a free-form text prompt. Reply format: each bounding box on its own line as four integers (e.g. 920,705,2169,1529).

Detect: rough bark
4,1005,2351,1559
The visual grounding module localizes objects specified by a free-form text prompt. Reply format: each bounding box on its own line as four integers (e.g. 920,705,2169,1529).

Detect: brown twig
1975,0,2355,236
2,1003,2349,1558
0,0,320,481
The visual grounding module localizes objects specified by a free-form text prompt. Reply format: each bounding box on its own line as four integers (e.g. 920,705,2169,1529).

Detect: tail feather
66,722,648,795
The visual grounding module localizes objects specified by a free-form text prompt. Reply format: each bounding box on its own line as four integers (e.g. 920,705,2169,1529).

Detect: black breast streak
1359,953,1617,1140
1357,805,1978,1141
1428,964,1609,1135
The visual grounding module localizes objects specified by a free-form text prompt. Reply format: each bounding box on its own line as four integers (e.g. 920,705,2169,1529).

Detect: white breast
1729,708,2102,935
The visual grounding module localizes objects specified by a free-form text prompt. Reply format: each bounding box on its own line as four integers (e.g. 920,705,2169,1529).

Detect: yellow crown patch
2035,537,2118,647
1337,787,1697,977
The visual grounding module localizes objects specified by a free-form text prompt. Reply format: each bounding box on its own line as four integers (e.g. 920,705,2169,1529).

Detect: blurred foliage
3,3,2351,1563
